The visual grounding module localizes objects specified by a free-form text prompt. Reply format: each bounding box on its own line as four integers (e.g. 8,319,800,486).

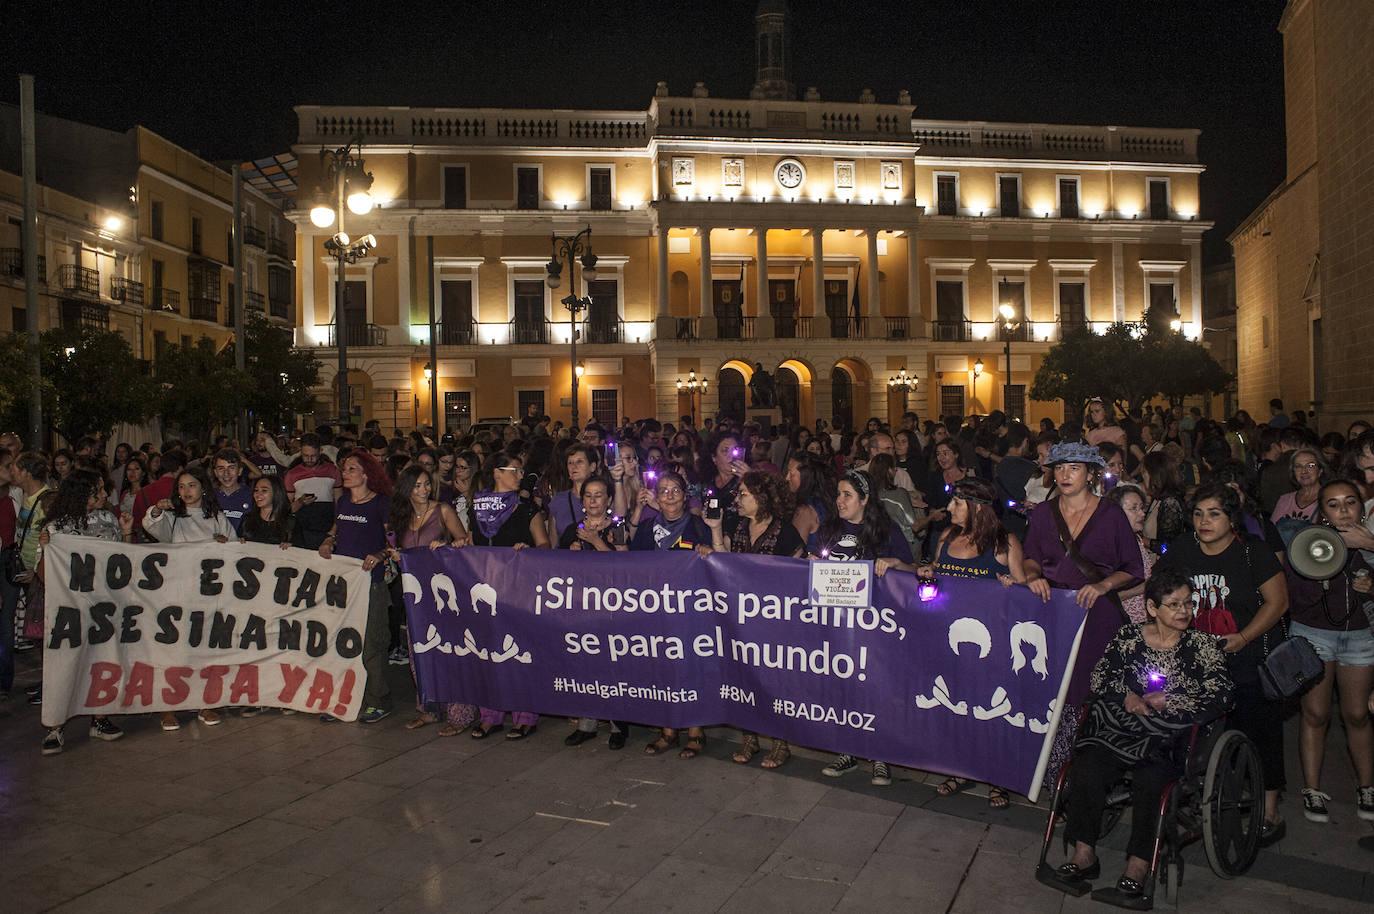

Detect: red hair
342,449,393,498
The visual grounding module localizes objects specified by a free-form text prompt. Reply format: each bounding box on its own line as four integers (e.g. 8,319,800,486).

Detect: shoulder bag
5,501,36,585
1241,537,1325,700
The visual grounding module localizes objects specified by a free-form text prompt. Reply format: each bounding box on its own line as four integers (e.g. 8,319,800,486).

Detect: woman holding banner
37,469,136,754
388,464,475,737
1022,441,1145,779
701,470,803,769
468,451,547,740
635,470,712,758
813,469,915,786
319,452,395,725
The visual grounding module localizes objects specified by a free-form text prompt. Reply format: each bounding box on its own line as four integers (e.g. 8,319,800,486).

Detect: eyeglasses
1157,600,1192,611
658,486,685,497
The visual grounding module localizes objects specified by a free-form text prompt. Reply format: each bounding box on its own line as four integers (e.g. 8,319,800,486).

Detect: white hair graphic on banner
915,618,1055,734
404,572,532,664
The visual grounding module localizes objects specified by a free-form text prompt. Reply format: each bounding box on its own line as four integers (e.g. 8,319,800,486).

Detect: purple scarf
472,490,520,539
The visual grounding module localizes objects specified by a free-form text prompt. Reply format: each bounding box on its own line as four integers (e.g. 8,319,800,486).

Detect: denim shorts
1290,620,1374,666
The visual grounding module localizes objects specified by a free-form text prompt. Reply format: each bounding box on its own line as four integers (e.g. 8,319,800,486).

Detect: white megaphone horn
1288,525,1347,584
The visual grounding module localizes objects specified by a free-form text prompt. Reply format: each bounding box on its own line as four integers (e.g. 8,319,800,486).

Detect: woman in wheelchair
1041,568,1233,907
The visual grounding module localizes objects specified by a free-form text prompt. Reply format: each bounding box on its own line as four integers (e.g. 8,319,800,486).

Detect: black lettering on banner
69,552,96,592
106,553,133,589
278,619,301,651
273,566,299,604
88,601,116,644
305,620,328,658
326,575,348,608
139,553,167,590
120,606,143,643
293,569,320,608
187,610,205,647
234,557,264,600
49,606,82,648
208,612,236,649
335,626,362,658
200,559,224,595
155,606,182,644
238,614,267,650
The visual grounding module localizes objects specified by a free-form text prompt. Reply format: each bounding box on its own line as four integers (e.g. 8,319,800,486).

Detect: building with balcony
291,2,1209,433
0,105,296,368
1230,0,1373,429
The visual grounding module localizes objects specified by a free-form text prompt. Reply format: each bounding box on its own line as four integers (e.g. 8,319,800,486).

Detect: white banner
42,535,371,726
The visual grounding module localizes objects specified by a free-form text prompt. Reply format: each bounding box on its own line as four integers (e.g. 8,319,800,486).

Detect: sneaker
239,706,262,718
1358,786,1374,822
41,727,64,756
319,713,339,723
822,754,860,777
27,687,41,706
197,709,222,726
1301,787,1331,823
359,706,392,724
161,712,181,731
14,638,35,652
871,761,893,786
89,718,123,742
388,645,409,665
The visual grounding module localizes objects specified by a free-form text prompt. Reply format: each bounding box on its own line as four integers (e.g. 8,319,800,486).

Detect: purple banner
401,547,1088,798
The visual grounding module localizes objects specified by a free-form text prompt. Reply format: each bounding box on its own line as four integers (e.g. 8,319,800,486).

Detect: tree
156,336,249,443
240,312,320,431
1030,321,1232,418
0,327,160,445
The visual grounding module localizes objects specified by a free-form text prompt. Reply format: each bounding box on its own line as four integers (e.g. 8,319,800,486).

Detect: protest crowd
4,396,1374,904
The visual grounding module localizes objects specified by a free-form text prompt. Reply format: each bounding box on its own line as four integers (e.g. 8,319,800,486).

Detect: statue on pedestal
748,362,775,408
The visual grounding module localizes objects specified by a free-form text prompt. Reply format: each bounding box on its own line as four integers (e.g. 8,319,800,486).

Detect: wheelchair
1034,706,1264,909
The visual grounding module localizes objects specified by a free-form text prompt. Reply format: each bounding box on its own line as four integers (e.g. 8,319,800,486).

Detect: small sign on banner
808,560,873,607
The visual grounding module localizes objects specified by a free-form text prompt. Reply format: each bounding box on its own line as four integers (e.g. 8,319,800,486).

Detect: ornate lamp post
998,295,1021,420
676,369,709,426
310,140,376,424
545,226,598,430
972,357,984,414
887,367,918,412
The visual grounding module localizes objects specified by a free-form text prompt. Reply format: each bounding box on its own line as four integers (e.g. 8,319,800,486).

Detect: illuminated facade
291,4,1208,432
0,108,295,366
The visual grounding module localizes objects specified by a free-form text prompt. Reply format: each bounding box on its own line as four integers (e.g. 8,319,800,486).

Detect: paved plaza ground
2,655,1372,913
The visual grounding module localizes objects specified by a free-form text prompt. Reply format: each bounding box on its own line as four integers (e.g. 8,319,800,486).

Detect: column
396,229,412,342
1111,239,1125,322
655,229,674,341
301,235,315,341
697,227,716,338
866,229,881,338
1188,240,1202,336
905,230,920,339
811,228,825,338
755,227,773,338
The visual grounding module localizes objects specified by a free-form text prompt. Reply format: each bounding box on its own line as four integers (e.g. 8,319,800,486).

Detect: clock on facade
774,158,806,190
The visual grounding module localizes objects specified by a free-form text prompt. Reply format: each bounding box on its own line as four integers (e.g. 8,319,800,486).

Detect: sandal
470,722,503,740
732,733,760,764
988,787,1010,809
936,776,975,797
760,740,791,769
406,713,439,730
679,734,705,759
505,724,537,740
643,732,680,755
437,722,464,737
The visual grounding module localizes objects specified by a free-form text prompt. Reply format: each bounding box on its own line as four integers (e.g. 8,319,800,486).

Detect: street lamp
887,367,918,412
423,361,435,433
545,226,598,430
972,358,984,413
676,369,709,426
998,295,1021,420
311,139,376,425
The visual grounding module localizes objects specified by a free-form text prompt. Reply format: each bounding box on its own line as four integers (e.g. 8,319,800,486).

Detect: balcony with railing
1,249,46,281
269,295,290,320
60,299,110,330
884,316,910,339
715,316,755,341
997,321,1033,342
509,318,550,345
327,322,388,347
674,317,699,341
430,319,477,345
268,236,291,259
827,315,869,339
774,315,812,340
58,264,100,297
244,225,267,249
244,291,266,313
188,296,220,322
111,276,146,306
931,319,973,342
583,319,624,344
153,288,181,313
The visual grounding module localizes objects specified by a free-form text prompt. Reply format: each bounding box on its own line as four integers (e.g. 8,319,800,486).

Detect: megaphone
1288,525,1348,581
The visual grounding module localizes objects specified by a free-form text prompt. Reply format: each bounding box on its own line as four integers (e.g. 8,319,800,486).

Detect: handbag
1237,536,1325,700
5,501,37,585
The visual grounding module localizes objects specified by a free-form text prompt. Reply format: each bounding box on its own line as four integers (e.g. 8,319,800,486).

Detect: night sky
2,0,1286,264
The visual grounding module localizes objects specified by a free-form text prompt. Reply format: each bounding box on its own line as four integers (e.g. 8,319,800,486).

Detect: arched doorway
777,359,815,428
832,366,853,431
717,367,747,422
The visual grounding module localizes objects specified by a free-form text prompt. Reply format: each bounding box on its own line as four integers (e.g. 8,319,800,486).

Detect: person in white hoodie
142,467,233,731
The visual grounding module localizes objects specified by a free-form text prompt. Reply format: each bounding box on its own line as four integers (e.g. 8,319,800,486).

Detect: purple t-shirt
335,492,391,582
217,484,254,534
